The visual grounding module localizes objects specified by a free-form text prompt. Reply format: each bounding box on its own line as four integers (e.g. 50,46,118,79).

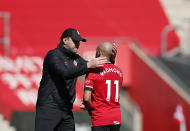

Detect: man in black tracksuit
35,28,108,131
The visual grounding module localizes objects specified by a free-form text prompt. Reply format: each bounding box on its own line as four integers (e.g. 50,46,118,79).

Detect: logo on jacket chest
73,60,78,67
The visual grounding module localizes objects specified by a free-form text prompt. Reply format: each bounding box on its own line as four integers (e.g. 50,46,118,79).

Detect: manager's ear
62,37,71,45
62,38,67,44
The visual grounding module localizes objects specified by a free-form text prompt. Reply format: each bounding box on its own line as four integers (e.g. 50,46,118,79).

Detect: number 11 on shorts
106,80,119,102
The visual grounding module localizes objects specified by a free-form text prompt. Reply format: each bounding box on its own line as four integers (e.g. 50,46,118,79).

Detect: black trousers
92,124,120,131
35,105,75,131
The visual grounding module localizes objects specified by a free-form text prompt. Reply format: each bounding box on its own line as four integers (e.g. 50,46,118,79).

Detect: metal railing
161,18,190,57
161,25,178,56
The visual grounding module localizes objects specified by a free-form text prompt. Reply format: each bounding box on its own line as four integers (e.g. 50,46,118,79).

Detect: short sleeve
84,73,94,91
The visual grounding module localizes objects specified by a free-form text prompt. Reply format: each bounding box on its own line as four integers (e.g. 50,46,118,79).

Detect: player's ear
99,50,104,56
96,50,100,58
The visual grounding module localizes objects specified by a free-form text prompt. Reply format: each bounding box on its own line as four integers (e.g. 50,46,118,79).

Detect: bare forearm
83,89,93,115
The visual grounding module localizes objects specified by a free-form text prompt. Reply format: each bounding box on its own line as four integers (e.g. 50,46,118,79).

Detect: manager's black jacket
36,43,89,110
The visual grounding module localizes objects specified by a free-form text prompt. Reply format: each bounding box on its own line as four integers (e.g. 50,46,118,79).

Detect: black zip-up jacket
36,43,89,110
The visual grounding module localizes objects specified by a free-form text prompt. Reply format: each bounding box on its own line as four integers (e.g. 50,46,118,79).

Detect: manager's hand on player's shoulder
87,57,108,68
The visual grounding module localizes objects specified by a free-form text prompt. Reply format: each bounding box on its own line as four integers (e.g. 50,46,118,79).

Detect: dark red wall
129,49,190,131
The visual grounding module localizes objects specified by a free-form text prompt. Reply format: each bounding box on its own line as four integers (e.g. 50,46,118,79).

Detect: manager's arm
46,51,107,80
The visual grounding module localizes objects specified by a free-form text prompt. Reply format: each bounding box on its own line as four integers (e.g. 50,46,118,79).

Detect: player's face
63,37,80,53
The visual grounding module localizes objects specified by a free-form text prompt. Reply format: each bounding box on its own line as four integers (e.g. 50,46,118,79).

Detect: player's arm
83,89,92,115
83,73,94,115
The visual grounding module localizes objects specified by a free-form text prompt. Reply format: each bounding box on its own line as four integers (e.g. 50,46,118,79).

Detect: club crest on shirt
64,61,68,66
73,60,78,67
85,80,90,84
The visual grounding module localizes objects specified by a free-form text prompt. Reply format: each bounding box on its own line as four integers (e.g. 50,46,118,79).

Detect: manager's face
63,37,80,53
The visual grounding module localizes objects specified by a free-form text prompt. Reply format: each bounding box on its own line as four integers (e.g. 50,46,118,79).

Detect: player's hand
80,103,92,116
87,57,108,68
80,103,87,110
111,43,117,64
